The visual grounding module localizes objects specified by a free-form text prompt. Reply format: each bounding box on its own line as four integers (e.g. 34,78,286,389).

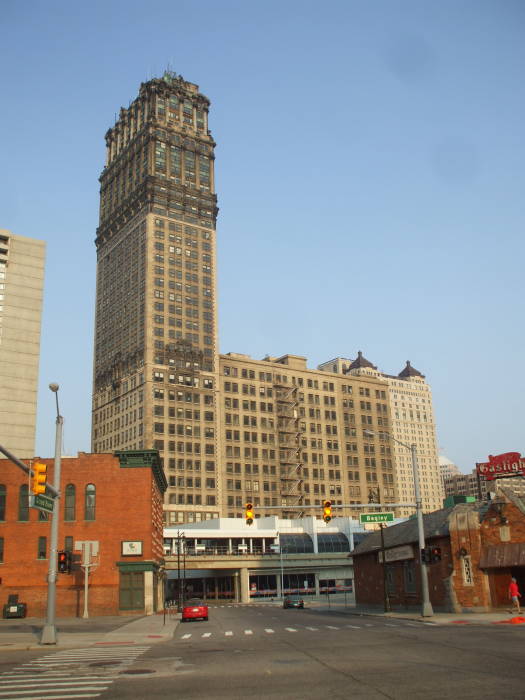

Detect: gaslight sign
476,452,524,480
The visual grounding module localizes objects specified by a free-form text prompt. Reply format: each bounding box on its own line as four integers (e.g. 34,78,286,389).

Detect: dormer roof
398,360,424,379
348,351,377,371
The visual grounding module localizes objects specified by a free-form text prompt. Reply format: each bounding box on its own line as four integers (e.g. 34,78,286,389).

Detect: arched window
64,484,76,521
84,484,96,521
18,484,29,521
0,485,5,521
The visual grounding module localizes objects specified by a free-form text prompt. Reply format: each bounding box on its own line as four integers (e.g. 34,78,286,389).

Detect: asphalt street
0,605,524,699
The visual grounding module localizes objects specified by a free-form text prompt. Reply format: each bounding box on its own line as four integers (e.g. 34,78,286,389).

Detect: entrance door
119,571,145,611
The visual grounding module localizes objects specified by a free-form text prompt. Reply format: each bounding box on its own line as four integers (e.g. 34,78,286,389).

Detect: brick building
351,478,525,613
0,450,166,617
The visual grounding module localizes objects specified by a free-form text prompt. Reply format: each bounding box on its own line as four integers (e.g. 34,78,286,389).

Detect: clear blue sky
1,0,523,472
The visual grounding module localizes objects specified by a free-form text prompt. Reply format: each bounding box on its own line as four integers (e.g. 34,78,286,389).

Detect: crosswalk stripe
181,633,192,639
285,628,297,632
225,631,233,636
306,626,318,631
385,624,398,627
325,625,339,629
0,689,108,697
6,695,103,700
244,630,253,635
202,633,212,638
346,625,361,629
365,624,373,627
264,629,274,634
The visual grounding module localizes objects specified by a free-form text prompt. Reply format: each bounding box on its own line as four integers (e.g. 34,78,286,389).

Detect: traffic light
421,547,432,564
245,502,254,525
323,500,332,523
32,463,47,495
430,547,442,563
57,551,72,574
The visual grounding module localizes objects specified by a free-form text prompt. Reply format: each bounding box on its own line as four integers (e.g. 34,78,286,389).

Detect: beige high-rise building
321,353,443,515
92,75,442,524
0,230,46,458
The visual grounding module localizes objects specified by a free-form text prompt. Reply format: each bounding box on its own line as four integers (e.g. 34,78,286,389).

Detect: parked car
181,599,209,622
283,596,304,609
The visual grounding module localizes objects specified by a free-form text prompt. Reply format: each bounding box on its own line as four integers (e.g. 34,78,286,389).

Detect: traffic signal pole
41,386,63,645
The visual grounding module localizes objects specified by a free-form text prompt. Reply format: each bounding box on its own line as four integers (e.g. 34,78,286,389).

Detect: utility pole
41,383,63,645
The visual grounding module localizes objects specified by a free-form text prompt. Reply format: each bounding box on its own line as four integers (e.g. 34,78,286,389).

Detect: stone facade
0,230,45,458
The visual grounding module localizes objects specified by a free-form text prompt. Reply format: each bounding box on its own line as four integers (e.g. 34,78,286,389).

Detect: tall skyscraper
92,73,220,517
0,229,46,458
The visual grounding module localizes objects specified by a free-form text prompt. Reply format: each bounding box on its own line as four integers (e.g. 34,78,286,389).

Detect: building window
37,536,47,559
0,485,5,520
386,565,396,594
462,556,474,585
64,484,76,521
64,536,73,552
18,485,29,521
403,560,416,594
85,484,96,521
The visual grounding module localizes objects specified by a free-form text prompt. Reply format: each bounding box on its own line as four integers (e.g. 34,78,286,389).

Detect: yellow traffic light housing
323,500,332,523
32,463,47,495
245,502,254,525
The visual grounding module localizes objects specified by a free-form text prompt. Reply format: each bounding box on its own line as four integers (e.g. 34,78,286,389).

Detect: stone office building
90,73,443,526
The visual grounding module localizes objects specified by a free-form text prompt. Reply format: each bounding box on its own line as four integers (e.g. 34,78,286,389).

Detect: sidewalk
234,596,525,626
0,611,180,651
308,600,525,625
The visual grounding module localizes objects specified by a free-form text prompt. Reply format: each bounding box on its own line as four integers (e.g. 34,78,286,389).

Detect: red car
181,598,209,622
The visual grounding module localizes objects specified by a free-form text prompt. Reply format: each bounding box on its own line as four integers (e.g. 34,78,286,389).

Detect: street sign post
31,494,55,514
359,512,394,524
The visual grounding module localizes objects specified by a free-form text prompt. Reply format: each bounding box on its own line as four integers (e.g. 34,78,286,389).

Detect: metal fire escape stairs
274,382,304,518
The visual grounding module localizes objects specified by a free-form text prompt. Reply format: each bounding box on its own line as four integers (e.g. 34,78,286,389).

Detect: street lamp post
364,429,433,618
41,383,64,645
279,532,285,600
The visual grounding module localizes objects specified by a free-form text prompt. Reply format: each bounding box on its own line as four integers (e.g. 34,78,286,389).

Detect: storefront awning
479,543,525,568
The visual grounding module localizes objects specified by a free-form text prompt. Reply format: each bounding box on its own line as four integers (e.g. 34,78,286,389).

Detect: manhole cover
119,669,155,675
90,661,121,668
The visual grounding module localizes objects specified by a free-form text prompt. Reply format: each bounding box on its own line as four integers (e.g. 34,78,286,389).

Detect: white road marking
202,632,212,638
225,631,233,636
365,623,373,627
325,625,339,629
181,633,192,639
285,627,297,632
306,627,318,631
385,624,398,627
264,629,275,634
244,629,253,635
346,625,361,629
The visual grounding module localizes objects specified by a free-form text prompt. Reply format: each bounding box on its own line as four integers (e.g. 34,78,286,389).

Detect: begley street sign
31,493,55,514
360,512,394,524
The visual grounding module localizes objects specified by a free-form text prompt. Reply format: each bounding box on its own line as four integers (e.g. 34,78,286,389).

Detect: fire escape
274,381,304,518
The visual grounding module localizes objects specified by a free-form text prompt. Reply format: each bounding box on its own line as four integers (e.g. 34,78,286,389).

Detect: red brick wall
354,537,453,611
0,452,164,617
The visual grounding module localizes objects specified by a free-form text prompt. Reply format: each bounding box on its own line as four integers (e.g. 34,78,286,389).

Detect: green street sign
32,493,55,514
359,512,394,524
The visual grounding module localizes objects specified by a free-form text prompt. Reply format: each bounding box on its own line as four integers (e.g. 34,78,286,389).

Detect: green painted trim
117,560,162,572
113,449,168,493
